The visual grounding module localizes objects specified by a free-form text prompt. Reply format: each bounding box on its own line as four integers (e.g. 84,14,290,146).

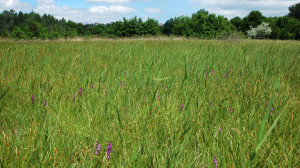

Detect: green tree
162,18,174,36
230,16,243,31
270,16,300,40
173,16,193,37
242,11,266,32
288,3,300,21
143,18,160,35
191,9,233,38
10,26,26,39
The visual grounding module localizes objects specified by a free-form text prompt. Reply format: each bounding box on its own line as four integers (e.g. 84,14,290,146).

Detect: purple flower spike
214,156,218,168
157,93,161,100
44,101,47,107
78,88,82,96
106,143,112,159
91,84,94,89
224,72,227,78
95,141,102,155
180,103,184,111
270,107,274,115
32,95,35,103
95,145,102,154
211,70,214,75
120,81,123,88
229,107,233,113
125,71,127,76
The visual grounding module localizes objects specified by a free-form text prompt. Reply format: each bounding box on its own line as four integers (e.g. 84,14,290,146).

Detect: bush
247,22,272,39
10,27,26,39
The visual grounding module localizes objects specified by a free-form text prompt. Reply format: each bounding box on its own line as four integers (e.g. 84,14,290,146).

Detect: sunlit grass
0,39,299,167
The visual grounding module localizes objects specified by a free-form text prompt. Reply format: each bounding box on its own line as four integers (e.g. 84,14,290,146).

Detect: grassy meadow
0,39,299,167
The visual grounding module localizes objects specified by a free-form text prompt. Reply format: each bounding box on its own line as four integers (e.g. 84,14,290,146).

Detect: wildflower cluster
94,141,112,160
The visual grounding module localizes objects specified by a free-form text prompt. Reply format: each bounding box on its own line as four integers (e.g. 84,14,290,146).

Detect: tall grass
0,39,299,167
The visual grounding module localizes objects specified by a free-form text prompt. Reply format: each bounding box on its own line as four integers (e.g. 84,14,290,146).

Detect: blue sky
0,0,298,24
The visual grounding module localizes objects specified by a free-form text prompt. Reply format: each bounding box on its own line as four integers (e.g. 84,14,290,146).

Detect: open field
0,40,299,167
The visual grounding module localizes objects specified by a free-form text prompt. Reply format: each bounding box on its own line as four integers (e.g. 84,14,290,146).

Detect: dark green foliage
10,26,26,39
162,18,174,36
162,9,233,38
0,5,300,40
288,3,300,21
107,17,160,37
172,16,193,37
268,16,300,40
230,17,243,31
191,10,233,38
242,11,266,33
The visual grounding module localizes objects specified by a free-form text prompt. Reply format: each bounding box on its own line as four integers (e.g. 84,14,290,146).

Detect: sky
0,0,298,24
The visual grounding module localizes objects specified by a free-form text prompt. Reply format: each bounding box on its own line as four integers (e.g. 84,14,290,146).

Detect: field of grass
0,39,299,167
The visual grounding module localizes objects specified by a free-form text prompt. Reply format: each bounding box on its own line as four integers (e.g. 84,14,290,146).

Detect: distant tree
10,27,26,39
191,9,233,38
230,16,243,31
288,3,300,21
0,10,17,32
242,11,266,32
247,22,272,39
162,18,174,36
173,16,193,37
270,16,300,40
143,18,160,35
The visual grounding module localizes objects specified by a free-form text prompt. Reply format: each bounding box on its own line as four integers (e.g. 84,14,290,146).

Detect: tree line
0,3,299,40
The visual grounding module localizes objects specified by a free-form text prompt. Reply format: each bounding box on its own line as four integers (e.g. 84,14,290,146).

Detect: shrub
247,22,272,39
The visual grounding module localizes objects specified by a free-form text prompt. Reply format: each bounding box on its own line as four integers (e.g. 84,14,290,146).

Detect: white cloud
0,0,32,11
36,0,54,5
144,7,161,13
89,5,137,14
86,0,130,3
190,0,299,18
85,0,148,4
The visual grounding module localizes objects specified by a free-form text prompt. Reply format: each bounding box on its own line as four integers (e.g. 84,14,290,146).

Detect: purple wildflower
78,88,82,96
95,141,102,154
30,76,32,80
214,156,218,168
44,101,47,107
106,143,112,159
91,84,94,89
211,70,214,75
73,94,76,100
229,107,233,113
180,103,184,111
270,107,274,115
32,95,35,103
224,72,228,78
157,93,161,100
120,81,123,88
125,71,127,76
